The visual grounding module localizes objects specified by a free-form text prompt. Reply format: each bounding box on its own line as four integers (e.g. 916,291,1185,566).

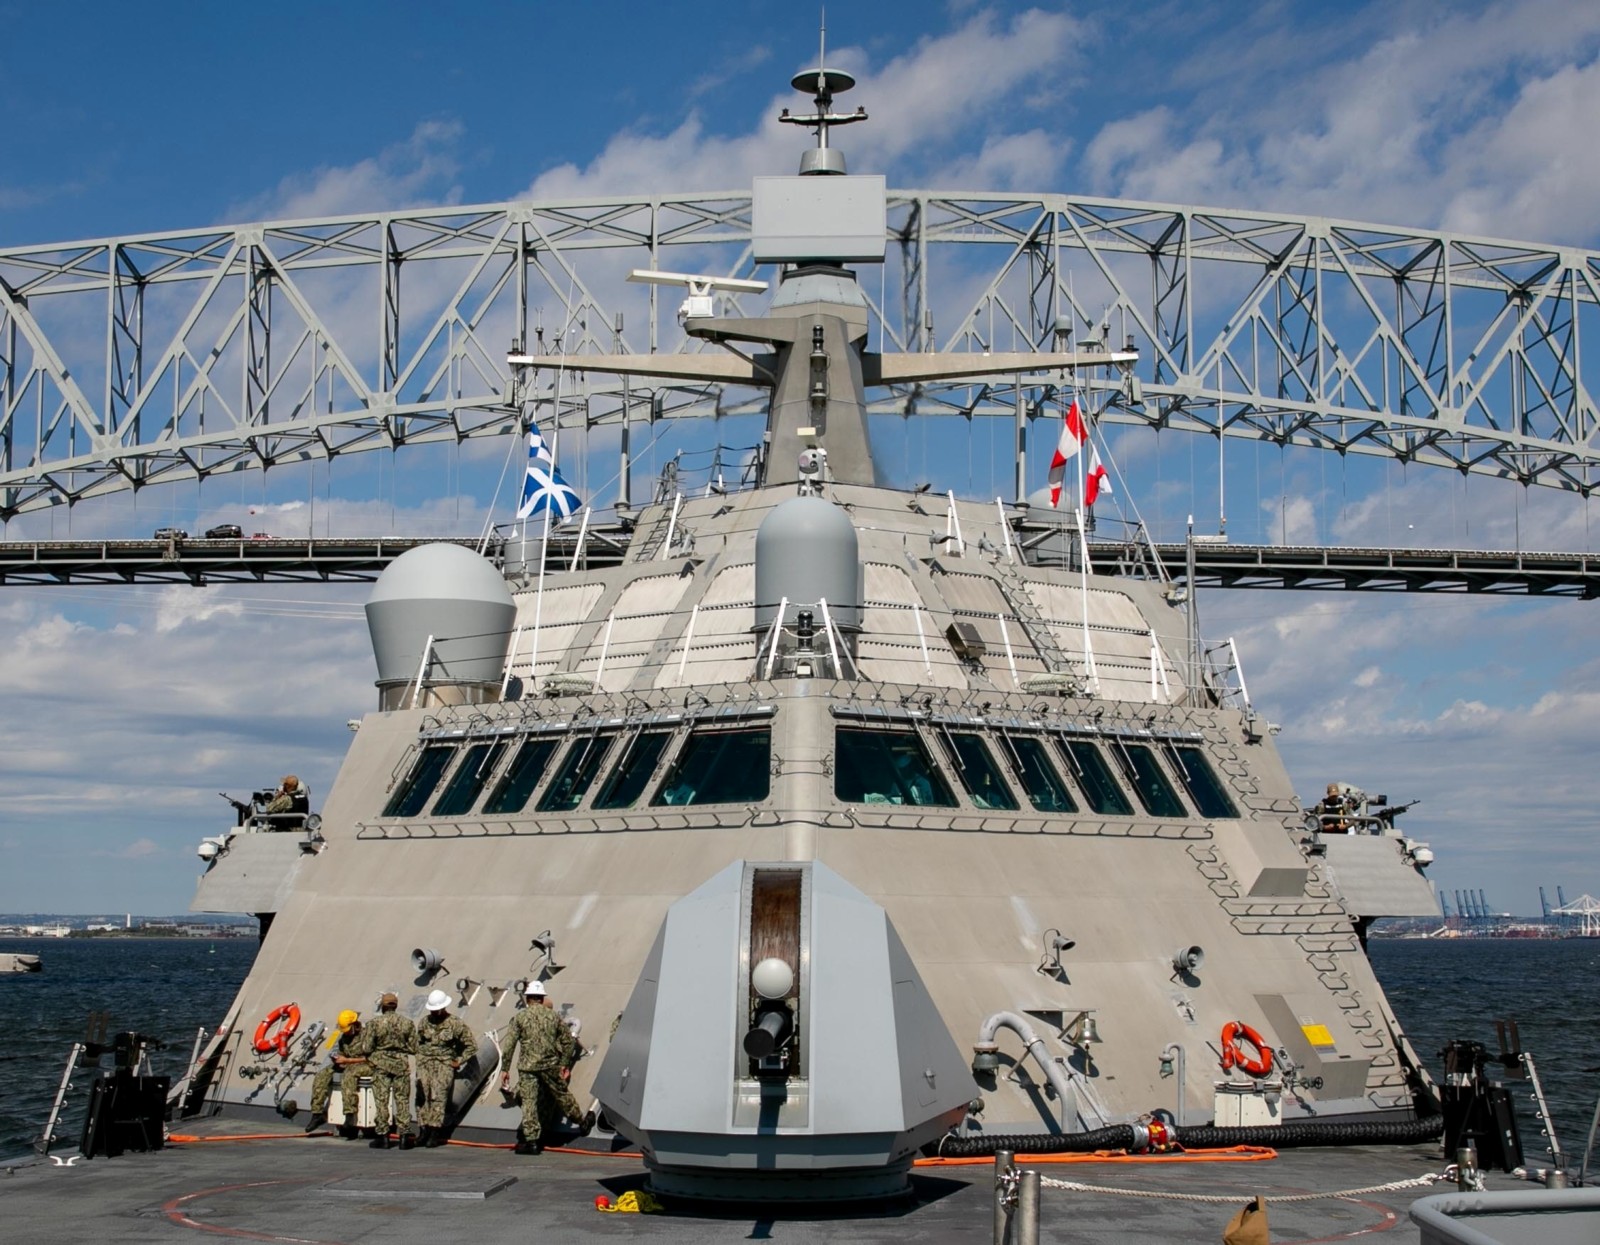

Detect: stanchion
1017,1167,1040,1245
994,1148,1016,1244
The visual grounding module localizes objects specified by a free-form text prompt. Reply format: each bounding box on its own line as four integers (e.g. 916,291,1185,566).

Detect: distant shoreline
0,933,255,942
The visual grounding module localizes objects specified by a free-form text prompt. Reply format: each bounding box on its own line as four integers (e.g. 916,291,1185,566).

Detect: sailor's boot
339,1115,359,1140
369,1132,390,1149
416,1126,434,1148
398,1129,417,1150
304,1111,327,1134
577,1110,596,1137
425,1128,446,1148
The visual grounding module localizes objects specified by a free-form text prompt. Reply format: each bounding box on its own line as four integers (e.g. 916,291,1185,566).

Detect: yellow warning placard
1301,1023,1336,1049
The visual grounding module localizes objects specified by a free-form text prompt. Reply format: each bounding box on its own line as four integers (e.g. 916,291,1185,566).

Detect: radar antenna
778,13,867,174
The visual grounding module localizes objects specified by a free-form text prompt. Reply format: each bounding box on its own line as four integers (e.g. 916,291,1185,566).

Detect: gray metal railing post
1017,1167,1040,1245
993,1148,1015,1244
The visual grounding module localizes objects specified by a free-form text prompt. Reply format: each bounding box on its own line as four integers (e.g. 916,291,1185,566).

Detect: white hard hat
524,980,546,997
425,989,451,1011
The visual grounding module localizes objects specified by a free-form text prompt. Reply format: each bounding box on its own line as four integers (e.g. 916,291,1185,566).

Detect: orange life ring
1219,1021,1274,1078
252,1003,301,1058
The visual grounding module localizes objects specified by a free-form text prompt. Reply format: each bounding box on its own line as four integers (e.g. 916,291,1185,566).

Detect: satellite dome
754,497,861,631
365,543,516,708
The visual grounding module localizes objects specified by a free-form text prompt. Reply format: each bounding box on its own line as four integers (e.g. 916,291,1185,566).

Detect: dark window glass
593,732,673,810
1166,745,1240,819
383,745,456,817
652,728,771,806
431,740,509,817
483,737,560,815
833,727,957,807
1054,738,1134,816
945,732,1018,811
1001,734,1078,813
1114,742,1188,818
537,734,618,812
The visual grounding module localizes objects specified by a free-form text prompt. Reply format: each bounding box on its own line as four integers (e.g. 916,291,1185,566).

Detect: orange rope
914,1146,1277,1168
168,1133,314,1143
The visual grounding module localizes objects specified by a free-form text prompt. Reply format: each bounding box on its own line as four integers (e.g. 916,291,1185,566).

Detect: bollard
1546,1169,1570,1189
1017,1167,1040,1245
1456,1141,1479,1192
994,1148,1016,1245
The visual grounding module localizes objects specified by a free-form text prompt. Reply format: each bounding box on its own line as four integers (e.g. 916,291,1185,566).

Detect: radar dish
791,68,855,97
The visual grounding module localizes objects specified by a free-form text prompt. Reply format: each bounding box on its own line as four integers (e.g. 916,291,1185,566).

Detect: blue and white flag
516,425,583,522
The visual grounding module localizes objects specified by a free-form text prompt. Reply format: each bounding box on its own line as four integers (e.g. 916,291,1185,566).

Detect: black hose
939,1112,1443,1158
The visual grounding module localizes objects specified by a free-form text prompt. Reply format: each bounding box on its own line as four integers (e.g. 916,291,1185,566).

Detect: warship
161,57,1451,1206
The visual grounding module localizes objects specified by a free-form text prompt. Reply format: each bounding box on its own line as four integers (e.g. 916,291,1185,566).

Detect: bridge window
942,732,1018,811
483,737,560,815
383,745,456,817
1165,745,1240,819
999,734,1078,813
1111,741,1188,819
652,727,771,806
834,727,956,807
431,740,509,817
537,733,618,813
593,731,673,810
1054,738,1134,816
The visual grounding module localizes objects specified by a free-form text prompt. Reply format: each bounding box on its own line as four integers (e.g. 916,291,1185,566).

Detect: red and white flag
1047,401,1087,508
1085,444,1112,507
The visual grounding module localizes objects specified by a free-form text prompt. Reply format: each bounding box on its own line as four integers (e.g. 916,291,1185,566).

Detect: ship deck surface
4,1121,1463,1243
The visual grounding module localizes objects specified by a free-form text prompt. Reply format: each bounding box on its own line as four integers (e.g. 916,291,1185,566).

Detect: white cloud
155,587,245,633
1077,2,1600,242
228,121,467,222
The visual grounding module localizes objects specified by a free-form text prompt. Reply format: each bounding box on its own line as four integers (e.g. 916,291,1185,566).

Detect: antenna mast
778,14,867,175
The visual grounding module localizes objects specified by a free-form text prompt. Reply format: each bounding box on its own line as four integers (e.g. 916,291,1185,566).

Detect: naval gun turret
594,860,974,1200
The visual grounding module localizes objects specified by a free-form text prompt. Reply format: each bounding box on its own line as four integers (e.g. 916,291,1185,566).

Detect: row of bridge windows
382,720,1240,824
383,727,773,819
834,727,1239,820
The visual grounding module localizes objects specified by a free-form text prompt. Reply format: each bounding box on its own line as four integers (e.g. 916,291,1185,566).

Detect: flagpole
1076,503,1099,693
527,504,553,693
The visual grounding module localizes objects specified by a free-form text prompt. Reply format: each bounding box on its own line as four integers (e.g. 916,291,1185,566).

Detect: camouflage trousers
416,1060,457,1127
308,1064,363,1118
369,1065,412,1134
516,1068,584,1143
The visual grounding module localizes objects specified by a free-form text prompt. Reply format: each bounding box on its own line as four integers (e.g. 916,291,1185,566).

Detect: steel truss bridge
4,190,1600,525
5,534,1598,598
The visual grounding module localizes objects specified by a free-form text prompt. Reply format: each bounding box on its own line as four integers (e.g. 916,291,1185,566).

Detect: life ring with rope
1219,1021,1274,1078
252,1003,301,1058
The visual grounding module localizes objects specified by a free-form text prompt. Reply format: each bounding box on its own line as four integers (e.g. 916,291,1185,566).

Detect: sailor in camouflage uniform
415,988,476,1147
305,1009,368,1137
499,980,593,1154
358,991,418,1148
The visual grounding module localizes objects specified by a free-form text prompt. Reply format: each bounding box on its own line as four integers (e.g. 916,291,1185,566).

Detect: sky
2,0,1599,916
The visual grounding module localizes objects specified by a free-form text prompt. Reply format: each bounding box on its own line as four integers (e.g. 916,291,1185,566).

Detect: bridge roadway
0,534,1596,596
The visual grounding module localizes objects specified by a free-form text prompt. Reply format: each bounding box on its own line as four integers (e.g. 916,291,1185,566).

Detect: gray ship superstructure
186,61,1441,1201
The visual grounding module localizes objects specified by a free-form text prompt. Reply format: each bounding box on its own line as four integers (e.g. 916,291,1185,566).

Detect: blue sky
2,0,1599,916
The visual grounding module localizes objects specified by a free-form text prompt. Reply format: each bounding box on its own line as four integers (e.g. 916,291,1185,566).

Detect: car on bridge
153,527,187,542
204,524,243,539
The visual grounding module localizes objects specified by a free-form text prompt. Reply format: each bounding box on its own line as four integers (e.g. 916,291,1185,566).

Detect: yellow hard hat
337,1009,360,1029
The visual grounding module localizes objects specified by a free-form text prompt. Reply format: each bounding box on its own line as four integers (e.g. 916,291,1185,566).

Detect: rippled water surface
2,935,1597,1164
0,937,253,1158
1369,937,1600,1164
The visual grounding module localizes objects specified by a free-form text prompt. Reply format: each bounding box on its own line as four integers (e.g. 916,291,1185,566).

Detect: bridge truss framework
2,190,1599,518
